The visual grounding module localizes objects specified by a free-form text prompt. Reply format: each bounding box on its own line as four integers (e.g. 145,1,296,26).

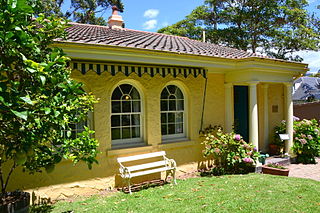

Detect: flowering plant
265,163,287,170
202,127,259,174
274,119,320,164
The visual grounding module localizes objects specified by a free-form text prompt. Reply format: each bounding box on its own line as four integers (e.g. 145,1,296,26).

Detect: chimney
108,6,124,29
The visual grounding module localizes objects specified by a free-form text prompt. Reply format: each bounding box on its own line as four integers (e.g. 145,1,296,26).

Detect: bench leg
124,178,132,194
173,169,177,185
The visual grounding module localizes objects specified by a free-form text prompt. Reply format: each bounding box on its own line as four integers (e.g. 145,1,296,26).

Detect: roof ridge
69,22,191,40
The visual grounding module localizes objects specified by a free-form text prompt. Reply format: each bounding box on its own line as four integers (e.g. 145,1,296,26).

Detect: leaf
11,110,28,121
42,107,51,114
40,75,46,85
20,95,34,105
67,131,71,138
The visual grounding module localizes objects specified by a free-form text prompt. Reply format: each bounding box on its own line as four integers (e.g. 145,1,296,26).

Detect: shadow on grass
120,179,166,194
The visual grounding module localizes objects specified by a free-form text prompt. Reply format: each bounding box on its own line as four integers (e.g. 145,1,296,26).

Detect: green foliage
202,127,259,175
0,0,99,193
274,119,320,163
32,0,124,25
158,0,320,61
265,163,287,170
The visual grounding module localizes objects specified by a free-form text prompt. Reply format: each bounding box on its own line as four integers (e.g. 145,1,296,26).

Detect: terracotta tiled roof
59,22,263,59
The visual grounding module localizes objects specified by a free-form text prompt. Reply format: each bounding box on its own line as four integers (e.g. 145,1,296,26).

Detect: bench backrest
117,151,166,163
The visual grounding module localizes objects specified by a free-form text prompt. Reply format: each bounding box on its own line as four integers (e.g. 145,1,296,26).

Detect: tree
0,0,99,193
159,0,320,61
36,0,124,25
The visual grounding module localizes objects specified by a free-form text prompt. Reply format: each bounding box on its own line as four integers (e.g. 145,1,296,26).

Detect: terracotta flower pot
268,144,280,155
262,165,289,176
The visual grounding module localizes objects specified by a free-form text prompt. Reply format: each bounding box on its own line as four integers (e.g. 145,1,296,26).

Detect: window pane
167,85,176,94
112,101,121,113
111,115,120,127
169,95,176,100
131,87,140,100
161,88,169,99
175,88,183,99
176,112,183,123
161,124,167,135
161,100,168,111
169,100,176,111
122,101,131,112
168,124,175,134
121,115,130,126
132,127,140,138
131,114,140,125
122,127,131,139
120,84,132,94
168,113,175,123
112,128,121,140
177,100,184,111
176,123,183,134
161,113,167,124
112,87,122,100
132,101,141,112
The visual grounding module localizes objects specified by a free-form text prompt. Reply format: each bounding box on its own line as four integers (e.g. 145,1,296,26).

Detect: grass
52,174,320,213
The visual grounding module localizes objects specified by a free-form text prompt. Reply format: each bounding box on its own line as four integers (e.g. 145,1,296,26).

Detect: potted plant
270,122,286,155
262,163,289,176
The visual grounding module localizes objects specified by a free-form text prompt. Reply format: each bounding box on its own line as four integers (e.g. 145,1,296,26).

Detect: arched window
160,85,185,140
111,84,142,147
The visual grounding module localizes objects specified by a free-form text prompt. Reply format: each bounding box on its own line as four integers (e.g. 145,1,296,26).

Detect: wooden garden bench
117,151,177,194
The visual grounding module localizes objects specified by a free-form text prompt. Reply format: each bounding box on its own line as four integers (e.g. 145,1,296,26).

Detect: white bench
117,151,177,194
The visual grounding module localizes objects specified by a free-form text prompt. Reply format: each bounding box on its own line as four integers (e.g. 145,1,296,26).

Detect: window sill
158,139,197,149
107,144,153,157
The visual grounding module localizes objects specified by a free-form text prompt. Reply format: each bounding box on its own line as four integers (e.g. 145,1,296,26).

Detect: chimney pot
108,6,124,29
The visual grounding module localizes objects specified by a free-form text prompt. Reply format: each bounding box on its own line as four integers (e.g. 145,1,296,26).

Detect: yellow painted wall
7,69,226,199
268,84,285,144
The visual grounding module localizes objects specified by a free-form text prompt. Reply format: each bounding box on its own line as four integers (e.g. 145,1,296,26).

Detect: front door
233,86,249,141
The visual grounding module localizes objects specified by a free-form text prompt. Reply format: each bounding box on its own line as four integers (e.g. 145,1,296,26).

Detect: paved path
287,157,320,181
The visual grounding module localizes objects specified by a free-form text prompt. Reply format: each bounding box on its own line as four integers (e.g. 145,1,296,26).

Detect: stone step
265,156,291,166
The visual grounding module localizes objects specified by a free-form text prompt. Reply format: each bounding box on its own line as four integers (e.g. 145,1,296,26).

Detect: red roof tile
58,22,266,59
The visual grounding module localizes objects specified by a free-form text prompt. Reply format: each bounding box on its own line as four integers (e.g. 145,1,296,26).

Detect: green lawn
52,174,320,213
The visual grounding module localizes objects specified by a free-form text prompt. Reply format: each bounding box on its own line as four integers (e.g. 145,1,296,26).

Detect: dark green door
233,86,249,142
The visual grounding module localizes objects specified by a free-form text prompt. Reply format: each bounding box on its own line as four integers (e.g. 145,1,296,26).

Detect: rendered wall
7,70,225,199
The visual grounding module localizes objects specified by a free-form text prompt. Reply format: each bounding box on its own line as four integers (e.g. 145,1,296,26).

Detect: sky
63,0,320,73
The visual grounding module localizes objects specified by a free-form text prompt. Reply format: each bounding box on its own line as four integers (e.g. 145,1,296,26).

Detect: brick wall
294,101,320,120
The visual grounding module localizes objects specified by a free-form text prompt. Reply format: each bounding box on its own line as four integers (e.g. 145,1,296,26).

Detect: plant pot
262,165,289,176
269,144,281,155
0,191,30,213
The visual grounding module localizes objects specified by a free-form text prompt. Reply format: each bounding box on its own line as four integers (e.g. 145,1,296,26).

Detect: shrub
274,119,320,164
202,127,259,175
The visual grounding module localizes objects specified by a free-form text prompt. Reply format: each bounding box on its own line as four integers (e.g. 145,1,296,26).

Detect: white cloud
296,50,320,73
143,9,159,19
143,19,157,30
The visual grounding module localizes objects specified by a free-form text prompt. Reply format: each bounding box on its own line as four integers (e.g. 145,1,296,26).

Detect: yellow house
9,8,307,199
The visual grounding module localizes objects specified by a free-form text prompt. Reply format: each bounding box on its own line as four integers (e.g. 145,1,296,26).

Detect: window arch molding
160,81,189,141
109,80,146,148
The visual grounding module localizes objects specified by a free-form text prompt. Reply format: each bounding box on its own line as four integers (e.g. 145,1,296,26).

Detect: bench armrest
164,156,177,170
119,163,131,178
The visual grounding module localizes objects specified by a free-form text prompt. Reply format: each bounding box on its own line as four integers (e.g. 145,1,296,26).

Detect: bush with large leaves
0,0,99,193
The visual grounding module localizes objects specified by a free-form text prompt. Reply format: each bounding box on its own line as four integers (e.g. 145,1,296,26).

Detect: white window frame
111,83,144,148
160,84,187,142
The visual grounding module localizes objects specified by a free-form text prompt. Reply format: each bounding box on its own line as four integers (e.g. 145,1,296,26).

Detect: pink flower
205,144,211,149
214,148,221,154
307,135,313,140
299,139,307,145
301,134,306,138
243,157,253,163
234,134,241,141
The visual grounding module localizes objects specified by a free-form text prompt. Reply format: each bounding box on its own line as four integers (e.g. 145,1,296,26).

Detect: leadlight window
160,85,185,140
111,84,142,147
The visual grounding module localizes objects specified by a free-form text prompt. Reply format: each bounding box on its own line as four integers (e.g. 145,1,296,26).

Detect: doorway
233,86,249,141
